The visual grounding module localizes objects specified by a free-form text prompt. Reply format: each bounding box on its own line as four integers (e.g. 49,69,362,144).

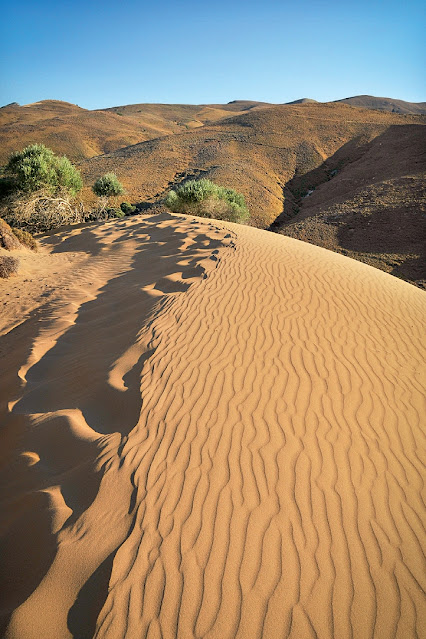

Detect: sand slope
0,214,425,639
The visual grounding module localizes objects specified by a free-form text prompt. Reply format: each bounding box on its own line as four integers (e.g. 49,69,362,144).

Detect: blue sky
0,0,424,109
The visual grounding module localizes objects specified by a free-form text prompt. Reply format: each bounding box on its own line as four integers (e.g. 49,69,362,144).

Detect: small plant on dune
92,174,125,221
0,255,19,278
108,207,125,218
164,179,249,223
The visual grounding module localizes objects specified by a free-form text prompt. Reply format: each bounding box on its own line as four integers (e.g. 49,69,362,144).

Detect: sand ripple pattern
1,215,425,639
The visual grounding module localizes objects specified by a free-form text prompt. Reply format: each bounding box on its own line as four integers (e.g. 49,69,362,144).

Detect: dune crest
1,214,425,639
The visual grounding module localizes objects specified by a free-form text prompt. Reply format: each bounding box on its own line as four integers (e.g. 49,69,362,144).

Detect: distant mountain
285,98,318,105
334,95,426,114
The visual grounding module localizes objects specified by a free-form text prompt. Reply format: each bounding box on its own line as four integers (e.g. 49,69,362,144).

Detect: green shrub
0,255,19,278
5,144,82,196
93,173,124,198
107,208,125,218
12,227,38,251
120,201,136,215
164,179,249,223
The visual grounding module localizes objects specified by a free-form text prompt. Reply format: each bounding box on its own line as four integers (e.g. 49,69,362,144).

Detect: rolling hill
1,96,424,285
1,95,424,166
0,100,268,164
334,95,426,114
79,102,424,229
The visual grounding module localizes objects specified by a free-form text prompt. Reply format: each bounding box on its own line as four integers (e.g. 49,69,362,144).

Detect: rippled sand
1,213,425,638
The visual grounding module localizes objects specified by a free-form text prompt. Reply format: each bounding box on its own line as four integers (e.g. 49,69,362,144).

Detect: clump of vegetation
12,227,38,251
0,255,19,278
5,144,82,196
83,206,125,222
91,174,125,223
164,179,249,223
120,201,136,215
1,145,84,233
93,173,124,198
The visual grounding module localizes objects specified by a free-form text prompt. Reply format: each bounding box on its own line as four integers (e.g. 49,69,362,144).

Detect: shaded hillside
334,95,426,114
272,124,426,287
80,103,424,227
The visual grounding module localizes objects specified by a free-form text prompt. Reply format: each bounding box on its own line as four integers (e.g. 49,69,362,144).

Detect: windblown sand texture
1,213,425,639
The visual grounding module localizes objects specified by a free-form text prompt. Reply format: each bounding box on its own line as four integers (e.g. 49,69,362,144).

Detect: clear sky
0,0,424,109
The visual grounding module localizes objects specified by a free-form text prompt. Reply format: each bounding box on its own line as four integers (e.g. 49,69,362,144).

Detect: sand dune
1,213,425,639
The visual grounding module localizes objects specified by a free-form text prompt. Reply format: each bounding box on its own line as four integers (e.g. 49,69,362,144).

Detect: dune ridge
1,214,425,638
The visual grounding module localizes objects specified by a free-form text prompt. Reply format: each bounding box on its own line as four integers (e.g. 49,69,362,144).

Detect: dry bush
12,228,38,251
0,255,19,278
1,189,84,233
0,217,21,250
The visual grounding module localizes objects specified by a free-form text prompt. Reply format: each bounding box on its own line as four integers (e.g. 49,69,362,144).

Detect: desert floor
1,213,425,639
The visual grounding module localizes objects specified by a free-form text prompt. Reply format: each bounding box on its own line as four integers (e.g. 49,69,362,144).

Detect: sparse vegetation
93,173,124,198
0,255,19,278
164,179,249,223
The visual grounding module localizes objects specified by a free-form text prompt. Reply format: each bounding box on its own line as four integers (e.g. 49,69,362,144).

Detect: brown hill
100,101,267,131
1,96,423,167
0,100,269,165
271,123,426,287
1,97,424,285
334,95,426,114
79,102,424,229
0,100,173,163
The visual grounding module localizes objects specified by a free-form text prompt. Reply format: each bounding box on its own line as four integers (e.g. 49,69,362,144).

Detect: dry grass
0,190,83,233
12,227,38,251
0,254,19,277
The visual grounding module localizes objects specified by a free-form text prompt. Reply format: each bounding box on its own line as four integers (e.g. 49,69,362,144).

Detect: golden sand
1,213,425,638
